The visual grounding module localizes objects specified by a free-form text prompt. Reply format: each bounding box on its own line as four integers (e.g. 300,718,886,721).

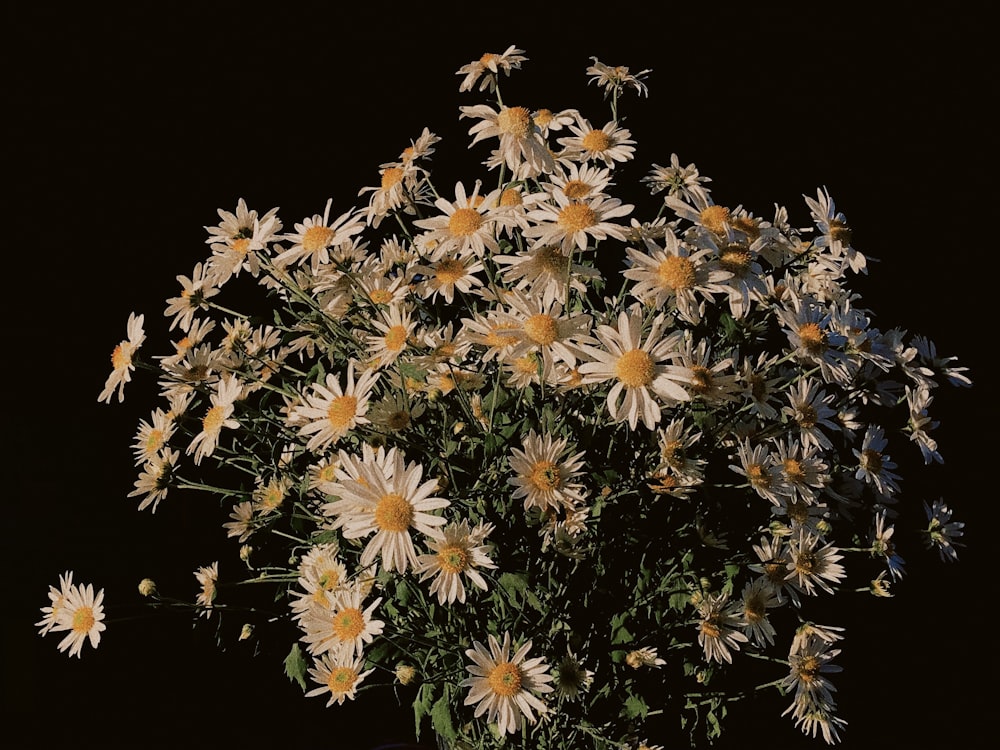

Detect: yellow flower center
381,167,404,190
479,52,498,66
794,551,817,576
732,216,761,240
561,179,592,200
383,325,408,352
529,460,561,491
533,108,553,128
661,440,685,468
861,449,883,473
797,655,821,682
332,607,365,641
111,343,131,371
328,666,358,695
202,405,225,434
435,259,467,285
437,545,469,573
615,349,654,387
317,464,338,483
798,323,828,355
796,405,818,429
700,205,730,234
487,662,523,697
558,203,597,232
747,463,771,489
230,237,250,257
719,244,752,276
582,129,612,153
448,207,483,237
534,245,568,274
514,354,539,375
385,410,411,431
700,618,721,639
327,395,358,430
656,256,696,290
369,288,394,305
499,187,523,207
71,606,95,634
783,458,805,483
260,484,284,510
374,492,413,532
830,219,853,246
523,313,559,345
690,365,714,394
302,225,335,253
484,324,519,348
144,429,164,454
318,568,342,590
496,106,532,138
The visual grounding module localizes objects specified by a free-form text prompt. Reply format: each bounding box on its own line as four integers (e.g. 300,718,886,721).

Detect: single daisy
853,424,902,498
131,407,176,465
738,577,783,647
305,652,375,707
324,451,449,573
164,262,219,333
922,497,965,562
641,153,712,205
98,312,146,404
461,632,554,736
128,446,179,512
412,180,510,259
552,646,593,701
508,430,588,512
194,561,218,616
522,190,634,254
694,591,749,665
365,303,418,370
493,243,601,308
456,45,527,93
729,439,788,506
36,570,75,636
222,500,256,543
461,103,554,178
585,57,651,99
412,253,485,304
275,198,366,274
186,374,243,465
577,307,692,430
414,519,497,605
298,581,385,661
785,530,846,597
53,580,106,658
292,361,380,452
556,116,637,168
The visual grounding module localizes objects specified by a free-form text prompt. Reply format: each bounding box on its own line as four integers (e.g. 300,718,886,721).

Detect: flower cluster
41,46,972,748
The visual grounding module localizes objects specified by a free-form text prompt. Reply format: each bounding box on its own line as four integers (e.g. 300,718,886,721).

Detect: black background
6,4,994,749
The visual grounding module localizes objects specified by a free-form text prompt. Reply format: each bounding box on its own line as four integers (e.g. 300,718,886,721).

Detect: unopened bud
138,578,157,597
239,623,254,641
395,664,418,685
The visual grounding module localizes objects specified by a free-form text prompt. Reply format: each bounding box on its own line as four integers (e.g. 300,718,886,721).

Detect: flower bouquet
37,46,972,748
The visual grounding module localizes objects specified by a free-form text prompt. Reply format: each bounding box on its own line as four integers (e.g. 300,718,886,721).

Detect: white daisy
186,374,243,465
412,180,510,259
98,312,145,404
128,446,179,512
577,307,692,430
299,582,384,660
461,632,554,736
785,531,846,596
694,591,748,664
194,561,219,616
853,424,902,498
461,103,554,178
493,243,601,308
52,580,106,658
508,430,588,512
36,570,75,636
412,253,485,304
324,451,449,573
556,115,637,168
292,362,380,452
275,198,366,274
365,303,417,370
414,519,497,605
163,262,219,333
456,45,527,93
523,190,634,254
305,653,375,707
585,58,651,99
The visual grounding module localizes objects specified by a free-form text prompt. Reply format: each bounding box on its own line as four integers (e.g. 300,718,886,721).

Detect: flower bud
239,623,254,641
395,664,418,685
138,578,157,597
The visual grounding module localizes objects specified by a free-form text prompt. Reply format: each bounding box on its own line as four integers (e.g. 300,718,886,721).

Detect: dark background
6,4,994,748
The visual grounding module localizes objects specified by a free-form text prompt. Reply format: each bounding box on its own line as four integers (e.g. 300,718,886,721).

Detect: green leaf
624,693,649,720
430,692,457,742
283,643,308,691
413,683,435,740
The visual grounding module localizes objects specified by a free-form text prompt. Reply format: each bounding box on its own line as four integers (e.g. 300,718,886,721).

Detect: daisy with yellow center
98,312,146,404
324,451,449,573
577,307,693,430
299,581,385,660
51,579,106,658
461,632,554,736
413,180,509,259
461,102,555,178
186,374,243,465
131,407,175,466
128,446,179,512
305,653,375,707
163,262,219,333
456,45,527,93
623,228,731,324
204,199,282,285
275,198,366,274
415,519,497,605
366,303,418,369
413,253,486,304
289,542,349,621
252,475,292,515
694,591,749,665
193,561,219,616
493,243,601,308
549,161,614,201
36,570,75,636
292,361,380,452
497,292,594,379
523,189,634,253
785,530,846,597
508,429,588,512
557,116,636,167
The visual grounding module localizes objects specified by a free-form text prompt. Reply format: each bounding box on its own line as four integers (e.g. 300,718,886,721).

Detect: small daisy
493,243,601,308
498,292,594,373
367,392,426,434
785,531,846,597
523,190,634,254
131,407,176,465
774,438,830,505
98,312,146,404
556,116,637,168
531,106,578,137
365,303,418,370
275,198,366,274
36,570,75,636
186,374,243,465
804,186,867,274
508,430,588,512
853,424,902,498
164,263,219,333
729,439,788,506
204,198,282,285
641,153,712,204
412,253,485,304
694,591,749,665
324,452,449,573
871,510,906,580
292,362,380,452
774,291,853,386
781,624,844,723
52,579,106,658
299,582,385,660
552,647,593,700
461,103,554,178
922,497,965,562
128,446,179,512
305,653,375,707
222,500,256,543
414,519,497,605
412,180,509,259
461,632,554,736
548,161,615,201
577,307,692,430
738,577,783,647
781,377,840,452
194,561,218,616
625,646,666,669
456,45,527,93
585,57,651,99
